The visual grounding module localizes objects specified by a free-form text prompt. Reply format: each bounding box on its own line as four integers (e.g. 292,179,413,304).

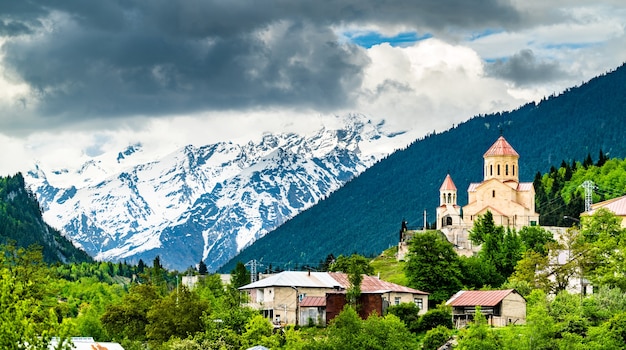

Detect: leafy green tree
361,313,420,349
518,226,555,256
421,325,452,350
329,254,375,275
0,244,71,349
324,306,418,350
146,286,210,344
324,306,364,350
101,283,161,341
240,314,281,349
404,231,462,305
330,254,374,307
415,305,453,333
508,249,552,293
386,302,421,333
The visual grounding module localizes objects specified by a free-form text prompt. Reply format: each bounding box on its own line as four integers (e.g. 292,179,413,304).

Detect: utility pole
245,260,258,283
581,180,595,212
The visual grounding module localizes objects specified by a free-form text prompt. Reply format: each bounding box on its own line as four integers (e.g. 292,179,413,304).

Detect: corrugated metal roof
239,271,428,295
239,271,342,289
467,183,480,192
586,195,626,216
328,272,428,295
483,136,519,157
517,183,533,191
440,174,457,191
446,289,516,307
300,296,326,307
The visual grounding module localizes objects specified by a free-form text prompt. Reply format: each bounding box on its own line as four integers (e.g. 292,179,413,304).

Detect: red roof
483,136,519,157
328,272,428,295
439,174,457,191
446,289,517,307
300,296,326,307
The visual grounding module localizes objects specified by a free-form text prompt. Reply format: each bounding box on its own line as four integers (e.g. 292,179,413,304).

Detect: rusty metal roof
328,272,428,295
440,174,457,191
446,289,517,307
300,296,326,307
483,136,519,157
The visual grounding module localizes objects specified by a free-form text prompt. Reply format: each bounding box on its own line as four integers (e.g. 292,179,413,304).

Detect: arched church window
447,193,451,203
513,165,515,176
446,217,452,225
506,164,509,175
497,164,500,175
492,190,496,198
490,165,493,176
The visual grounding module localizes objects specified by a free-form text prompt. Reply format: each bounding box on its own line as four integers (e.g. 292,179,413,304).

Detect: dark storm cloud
485,49,570,86
0,0,521,123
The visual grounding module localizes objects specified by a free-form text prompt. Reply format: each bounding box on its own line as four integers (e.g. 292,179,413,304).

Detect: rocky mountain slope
26,114,408,271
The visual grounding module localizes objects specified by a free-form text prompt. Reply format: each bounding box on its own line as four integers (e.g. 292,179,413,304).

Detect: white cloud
356,39,528,134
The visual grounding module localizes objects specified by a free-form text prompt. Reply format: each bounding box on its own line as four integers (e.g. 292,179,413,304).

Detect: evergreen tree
198,260,208,275
231,262,250,288
597,149,608,167
583,153,594,168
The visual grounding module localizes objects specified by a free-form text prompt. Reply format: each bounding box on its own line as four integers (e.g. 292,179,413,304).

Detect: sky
1,0,625,175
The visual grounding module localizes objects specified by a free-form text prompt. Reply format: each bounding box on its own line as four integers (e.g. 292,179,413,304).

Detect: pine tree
198,260,208,275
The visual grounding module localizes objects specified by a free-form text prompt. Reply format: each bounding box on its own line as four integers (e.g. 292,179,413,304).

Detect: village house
446,289,526,328
239,271,428,326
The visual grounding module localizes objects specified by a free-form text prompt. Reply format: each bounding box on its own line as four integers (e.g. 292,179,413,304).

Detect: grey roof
239,271,342,290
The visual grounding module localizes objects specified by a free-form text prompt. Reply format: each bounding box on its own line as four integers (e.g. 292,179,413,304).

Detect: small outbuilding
446,289,526,328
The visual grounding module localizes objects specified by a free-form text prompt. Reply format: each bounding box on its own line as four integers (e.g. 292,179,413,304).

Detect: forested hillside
221,62,626,272
0,173,92,263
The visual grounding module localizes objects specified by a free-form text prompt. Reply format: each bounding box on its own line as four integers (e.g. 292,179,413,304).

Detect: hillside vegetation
0,173,92,264
221,62,626,272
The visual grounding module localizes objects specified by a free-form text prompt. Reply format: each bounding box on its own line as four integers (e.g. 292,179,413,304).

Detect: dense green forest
221,63,626,273
0,173,92,264
534,151,626,226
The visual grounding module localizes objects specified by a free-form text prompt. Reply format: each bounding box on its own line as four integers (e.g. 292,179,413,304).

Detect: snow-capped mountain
25,114,410,271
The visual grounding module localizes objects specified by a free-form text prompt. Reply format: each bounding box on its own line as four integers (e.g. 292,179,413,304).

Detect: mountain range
219,62,626,273
25,114,410,271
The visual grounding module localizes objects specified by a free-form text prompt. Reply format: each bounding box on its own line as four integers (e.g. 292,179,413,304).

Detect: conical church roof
483,136,519,157
439,174,457,191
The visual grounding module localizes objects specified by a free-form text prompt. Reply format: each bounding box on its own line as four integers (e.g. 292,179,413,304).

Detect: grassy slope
369,246,409,286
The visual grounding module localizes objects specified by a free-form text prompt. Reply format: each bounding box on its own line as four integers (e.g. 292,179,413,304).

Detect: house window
414,298,423,310
299,293,306,302
394,297,401,305
258,290,264,303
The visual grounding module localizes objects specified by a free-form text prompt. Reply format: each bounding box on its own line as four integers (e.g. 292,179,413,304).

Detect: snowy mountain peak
25,113,410,271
